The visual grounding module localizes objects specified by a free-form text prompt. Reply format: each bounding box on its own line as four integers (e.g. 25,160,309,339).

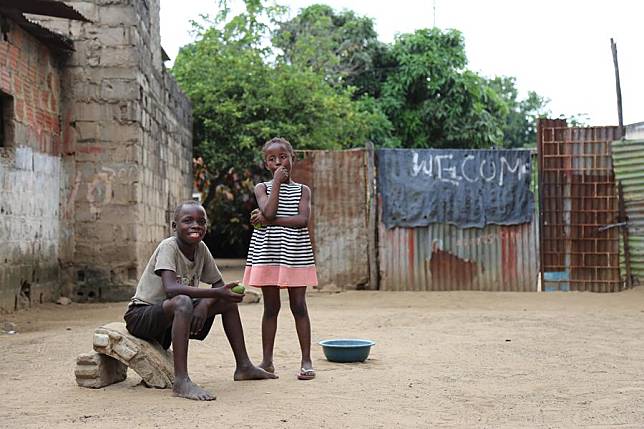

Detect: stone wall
0,0,193,311
0,25,71,311
36,0,193,301
133,0,193,269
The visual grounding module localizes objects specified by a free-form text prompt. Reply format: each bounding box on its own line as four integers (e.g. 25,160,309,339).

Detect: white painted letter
461,155,478,183
499,156,520,186
411,151,426,177
436,154,460,185
480,159,496,182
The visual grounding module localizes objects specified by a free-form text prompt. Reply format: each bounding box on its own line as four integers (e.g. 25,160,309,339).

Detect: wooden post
365,141,379,290
610,38,624,135
536,119,545,292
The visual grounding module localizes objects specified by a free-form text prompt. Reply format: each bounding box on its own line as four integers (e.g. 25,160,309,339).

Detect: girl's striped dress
243,181,318,288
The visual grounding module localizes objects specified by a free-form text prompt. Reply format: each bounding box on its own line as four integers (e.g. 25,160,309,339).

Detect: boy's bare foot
234,364,278,380
173,377,216,401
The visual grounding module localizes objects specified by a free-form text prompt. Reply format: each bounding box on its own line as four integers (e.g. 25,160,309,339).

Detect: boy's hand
191,301,209,335
273,166,289,184
220,282,244,303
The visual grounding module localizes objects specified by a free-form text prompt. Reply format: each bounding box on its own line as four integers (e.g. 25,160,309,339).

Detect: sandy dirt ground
2,282,644,428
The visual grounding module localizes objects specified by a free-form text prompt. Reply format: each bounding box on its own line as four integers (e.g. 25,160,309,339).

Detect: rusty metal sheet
537,120,622,292
377,212,539,291
612,139,644,284
1,0,90,22
293,149,370,290
1,9,74,52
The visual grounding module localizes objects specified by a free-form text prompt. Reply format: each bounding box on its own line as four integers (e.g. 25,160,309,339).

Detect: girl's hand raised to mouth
273,166,289,183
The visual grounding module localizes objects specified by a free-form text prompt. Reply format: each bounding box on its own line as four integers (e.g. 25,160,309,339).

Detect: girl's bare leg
204,299,278,381
260,286,281,373
287,287,313,374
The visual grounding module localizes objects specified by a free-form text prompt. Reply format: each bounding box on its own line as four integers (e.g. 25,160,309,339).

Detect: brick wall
0,25,69,311
32,0,193,302
133,0,193,271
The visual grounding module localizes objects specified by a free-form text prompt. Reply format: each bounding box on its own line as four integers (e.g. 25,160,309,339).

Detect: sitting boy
124,200,276,401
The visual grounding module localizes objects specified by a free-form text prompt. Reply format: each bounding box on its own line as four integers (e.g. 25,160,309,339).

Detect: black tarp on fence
377,149,534,229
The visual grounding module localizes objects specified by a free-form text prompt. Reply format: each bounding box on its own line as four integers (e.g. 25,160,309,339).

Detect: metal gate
376,148,539,292
292,149,374,290
537,119,622,292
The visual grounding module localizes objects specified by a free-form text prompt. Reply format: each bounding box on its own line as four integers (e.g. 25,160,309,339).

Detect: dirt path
2,288,644,428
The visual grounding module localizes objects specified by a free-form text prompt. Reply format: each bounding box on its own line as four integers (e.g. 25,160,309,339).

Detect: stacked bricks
75,322,174,389
41,0,156,301
0,23,69,312
0,24,63,155
75,351,128,388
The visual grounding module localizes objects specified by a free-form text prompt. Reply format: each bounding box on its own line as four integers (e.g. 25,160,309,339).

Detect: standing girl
243,137,318,380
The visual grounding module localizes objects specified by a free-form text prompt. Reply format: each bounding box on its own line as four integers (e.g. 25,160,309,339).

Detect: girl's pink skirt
243,264,318,288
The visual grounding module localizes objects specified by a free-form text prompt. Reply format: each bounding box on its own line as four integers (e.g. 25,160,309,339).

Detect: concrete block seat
75,322,174,389
75,351,127,388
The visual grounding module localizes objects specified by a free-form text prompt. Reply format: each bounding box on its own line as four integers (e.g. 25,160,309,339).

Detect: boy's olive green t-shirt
129,237,222,306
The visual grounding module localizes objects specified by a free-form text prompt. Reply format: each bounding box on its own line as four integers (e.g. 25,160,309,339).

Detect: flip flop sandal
297,368,316,380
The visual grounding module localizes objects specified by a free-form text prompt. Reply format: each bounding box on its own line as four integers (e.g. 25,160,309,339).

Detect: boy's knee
220,300,237,312
171,294,193,315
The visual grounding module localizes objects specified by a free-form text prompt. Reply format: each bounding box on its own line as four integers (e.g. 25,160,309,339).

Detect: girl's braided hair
261,137,295,159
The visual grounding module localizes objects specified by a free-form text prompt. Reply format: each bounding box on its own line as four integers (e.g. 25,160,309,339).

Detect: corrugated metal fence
375,148,539,291
294,146,539,292
295,124,634,292
378,221,539,291
612,139,644,285
293,149,374,290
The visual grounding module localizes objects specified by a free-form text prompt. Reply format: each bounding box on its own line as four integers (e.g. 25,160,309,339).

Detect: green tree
173,1,552,254
274,6,555,150
171,2,390,255
486,76,549,148
379,29,508,148
273,4,385,92
173,31,388,172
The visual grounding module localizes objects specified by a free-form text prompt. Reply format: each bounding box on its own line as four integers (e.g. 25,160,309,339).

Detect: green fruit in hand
231,284,246,294
253,223,263,229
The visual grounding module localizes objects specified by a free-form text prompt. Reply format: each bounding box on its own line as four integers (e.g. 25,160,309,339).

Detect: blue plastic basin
319,339,375,363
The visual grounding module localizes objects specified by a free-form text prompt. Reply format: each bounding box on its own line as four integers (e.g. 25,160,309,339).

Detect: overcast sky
159,0,643,126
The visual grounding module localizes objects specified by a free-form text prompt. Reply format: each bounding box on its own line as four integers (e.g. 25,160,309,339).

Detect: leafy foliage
172,4,390,170
172,1,550,255
272,4,385,92
378,29,508,148
172,2,389,255
202,164,259,257
485,76,549,148
275,8,548,149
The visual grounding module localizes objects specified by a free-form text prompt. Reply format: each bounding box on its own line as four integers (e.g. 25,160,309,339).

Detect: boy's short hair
173,200,205,221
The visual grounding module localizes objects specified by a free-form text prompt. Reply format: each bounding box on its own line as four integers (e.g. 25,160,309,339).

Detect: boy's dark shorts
124,299,215,350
